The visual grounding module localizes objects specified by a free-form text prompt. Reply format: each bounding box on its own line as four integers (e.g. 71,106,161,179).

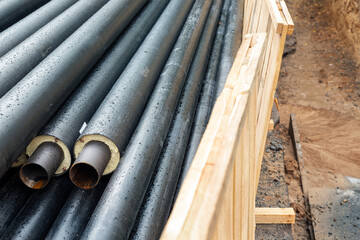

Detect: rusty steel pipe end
69,141,111,189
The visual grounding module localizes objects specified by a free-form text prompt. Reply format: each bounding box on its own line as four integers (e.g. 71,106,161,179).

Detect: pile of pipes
0,0,243,239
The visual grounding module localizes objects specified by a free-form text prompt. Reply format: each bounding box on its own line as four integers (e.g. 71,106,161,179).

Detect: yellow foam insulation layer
26,135,71,175
74,134,120,175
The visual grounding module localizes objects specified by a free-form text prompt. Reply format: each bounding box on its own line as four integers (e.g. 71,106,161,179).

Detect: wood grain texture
255,208,296,224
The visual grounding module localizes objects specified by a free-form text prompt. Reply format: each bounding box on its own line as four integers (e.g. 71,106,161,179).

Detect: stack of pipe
0,0,49,31
0,0,244,238
21,0,170,189
0,0,148,178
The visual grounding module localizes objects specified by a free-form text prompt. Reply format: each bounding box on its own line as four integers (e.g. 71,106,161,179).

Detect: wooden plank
250,0,264,33
247,82,257,240
280,0,294,35
244,0,259,34
215,167,233,240
255,16,272,117
253,0,269,33
255,208,296,224
265,0,285,33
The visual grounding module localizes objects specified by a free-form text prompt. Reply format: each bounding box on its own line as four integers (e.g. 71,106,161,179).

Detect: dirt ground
271,0,360,238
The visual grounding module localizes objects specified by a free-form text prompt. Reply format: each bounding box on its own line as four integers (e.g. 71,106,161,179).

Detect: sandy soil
279,0,360,187
274,0,360,238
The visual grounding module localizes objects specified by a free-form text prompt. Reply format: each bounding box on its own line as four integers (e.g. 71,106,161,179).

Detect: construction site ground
256,0,360,239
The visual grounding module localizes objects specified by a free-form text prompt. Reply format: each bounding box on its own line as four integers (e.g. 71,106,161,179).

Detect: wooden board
255,208,296,224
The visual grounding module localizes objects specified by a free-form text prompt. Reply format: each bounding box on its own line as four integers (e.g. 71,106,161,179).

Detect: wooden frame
161,0,294,239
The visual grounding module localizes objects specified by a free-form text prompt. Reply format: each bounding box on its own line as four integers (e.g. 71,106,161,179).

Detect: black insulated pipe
70,141,111,189
0,0,49,31
80,0,211,238
0,0,78,57
0,0,110,98
20,142,64,189
0,0,148,179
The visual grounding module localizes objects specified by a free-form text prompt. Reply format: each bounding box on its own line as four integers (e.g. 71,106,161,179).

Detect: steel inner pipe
0,0,49,32
45,176,109,240
176,0,230,190
129,1,223,238
24,0,170,187
70,141,111,189
72,0,196,189
0,0,78,57
0,0,110,98
0,175,73,240
20,142,64,189
80,0,211,238
0,0,148,179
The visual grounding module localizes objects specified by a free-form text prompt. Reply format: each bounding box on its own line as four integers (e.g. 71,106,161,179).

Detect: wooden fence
161,0,293,239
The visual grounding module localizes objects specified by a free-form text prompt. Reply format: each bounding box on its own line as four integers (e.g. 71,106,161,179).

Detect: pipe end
69,162,100,189
20,163,49,189
69,141,111,189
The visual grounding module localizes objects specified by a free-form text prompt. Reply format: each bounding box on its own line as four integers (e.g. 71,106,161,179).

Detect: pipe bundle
0,0,244,239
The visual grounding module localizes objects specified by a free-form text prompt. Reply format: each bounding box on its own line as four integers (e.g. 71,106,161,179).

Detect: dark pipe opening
69,163,99,189
69,141,111,189
20,163,49,189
